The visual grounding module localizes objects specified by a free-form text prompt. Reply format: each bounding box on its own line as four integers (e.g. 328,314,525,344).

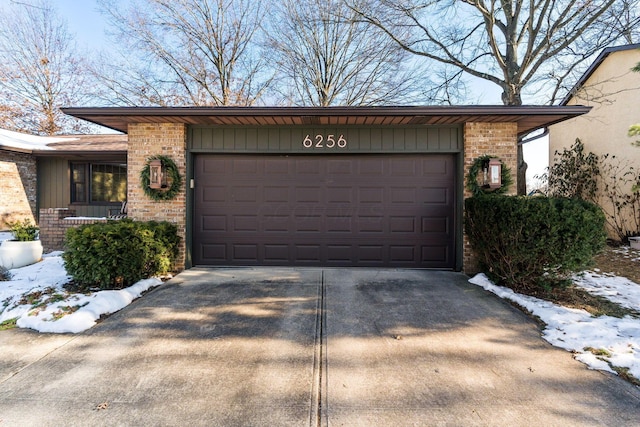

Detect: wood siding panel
37,158,123,219
189,126,462,153
37,158,68,211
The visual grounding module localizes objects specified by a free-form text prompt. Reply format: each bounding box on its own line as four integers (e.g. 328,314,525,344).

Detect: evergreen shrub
465,195,606,294
63,219,179,290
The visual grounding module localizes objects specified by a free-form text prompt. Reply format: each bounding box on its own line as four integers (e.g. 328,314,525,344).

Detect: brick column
463,122,518,274
127,123,187,271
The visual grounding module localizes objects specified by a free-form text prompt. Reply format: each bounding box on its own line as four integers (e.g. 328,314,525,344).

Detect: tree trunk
503,85,527,195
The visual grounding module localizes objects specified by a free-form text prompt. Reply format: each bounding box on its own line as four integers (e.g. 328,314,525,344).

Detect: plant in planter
0,219,43,269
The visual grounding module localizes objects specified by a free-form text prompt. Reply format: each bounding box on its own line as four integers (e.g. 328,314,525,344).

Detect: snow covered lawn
470,249,640,382
0,252,161,333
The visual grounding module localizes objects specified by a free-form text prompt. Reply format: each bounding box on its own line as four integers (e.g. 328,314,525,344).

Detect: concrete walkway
0,268,639,426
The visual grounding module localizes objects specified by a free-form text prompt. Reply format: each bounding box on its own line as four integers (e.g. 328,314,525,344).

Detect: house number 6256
302,134,347,148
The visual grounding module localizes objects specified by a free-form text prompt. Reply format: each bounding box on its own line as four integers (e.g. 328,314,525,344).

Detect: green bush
63,219,179,290
8,219,39,241
465,195,606,294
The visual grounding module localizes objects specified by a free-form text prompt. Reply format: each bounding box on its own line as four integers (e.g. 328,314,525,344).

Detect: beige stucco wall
549,48,640,238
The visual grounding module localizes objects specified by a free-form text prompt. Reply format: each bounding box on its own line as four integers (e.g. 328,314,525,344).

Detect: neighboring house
549,44,640,238
60,105,588,273
0,128,127,230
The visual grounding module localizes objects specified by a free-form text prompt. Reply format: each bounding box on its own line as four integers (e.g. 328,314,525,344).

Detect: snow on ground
470,272,640,380
0,252,161,333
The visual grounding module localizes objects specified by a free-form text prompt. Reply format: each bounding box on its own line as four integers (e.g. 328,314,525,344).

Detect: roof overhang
560,43,640,105
31,150,127,161
62,106,591,137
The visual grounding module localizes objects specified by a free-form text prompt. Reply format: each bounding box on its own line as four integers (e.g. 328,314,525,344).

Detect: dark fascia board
0,144,33,154
62,104,589,117
560,43,640,105
62,105,592,136
32,150,127,160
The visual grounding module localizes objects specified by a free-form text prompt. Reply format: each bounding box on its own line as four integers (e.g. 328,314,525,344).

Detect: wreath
466,155,513,197
140,155,183,201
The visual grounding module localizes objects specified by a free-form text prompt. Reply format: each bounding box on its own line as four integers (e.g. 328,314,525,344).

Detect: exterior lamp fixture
487,158,502,189
149,159,164,189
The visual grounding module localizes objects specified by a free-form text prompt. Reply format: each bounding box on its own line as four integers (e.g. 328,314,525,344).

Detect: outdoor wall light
149,159,164,189
487,158,502,189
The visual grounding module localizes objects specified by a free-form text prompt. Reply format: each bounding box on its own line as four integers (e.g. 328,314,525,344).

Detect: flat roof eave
61,105,591,137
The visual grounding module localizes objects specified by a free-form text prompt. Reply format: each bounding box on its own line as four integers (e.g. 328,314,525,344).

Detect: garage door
193,154,456,268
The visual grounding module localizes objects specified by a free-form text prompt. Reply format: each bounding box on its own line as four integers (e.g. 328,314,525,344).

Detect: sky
1,230,639,382
56,0,109,52
52,0,548,183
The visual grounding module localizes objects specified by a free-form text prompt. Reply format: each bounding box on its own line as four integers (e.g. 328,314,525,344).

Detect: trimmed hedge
63,219,179,290
465,196,606,293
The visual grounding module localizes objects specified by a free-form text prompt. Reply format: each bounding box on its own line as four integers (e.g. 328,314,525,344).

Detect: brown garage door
193,154,456,268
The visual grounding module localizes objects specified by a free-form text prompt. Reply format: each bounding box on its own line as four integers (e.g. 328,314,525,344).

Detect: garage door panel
389,217,416,233
203,186,226,202
296,245,321,261
296,159,321,174
421,246,449,263
390,159,417,175
202,244,226,261
263,215,290,232
422,217,449,234
232,159,258,174
264,244,289,261
422,158,451,176
264,159,289,173
193,154,456,268
202,215,226,232
326,216,352,233
327,159,353,174
389,246,418,264
326,187,352,203
359,159,385,174
264,186,289,202
233,244,258,261
233,215,259,232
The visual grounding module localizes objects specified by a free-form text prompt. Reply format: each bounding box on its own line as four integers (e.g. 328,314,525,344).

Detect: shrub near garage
63,219,179,290
465,196,606,294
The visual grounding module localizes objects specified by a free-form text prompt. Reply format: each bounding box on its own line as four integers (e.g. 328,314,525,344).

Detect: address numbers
302,134,347,149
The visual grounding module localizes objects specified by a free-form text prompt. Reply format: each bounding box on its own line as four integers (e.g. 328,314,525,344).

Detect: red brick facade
39,208,108,252
0,149,37,229
462,122,518,274
127,123,187,270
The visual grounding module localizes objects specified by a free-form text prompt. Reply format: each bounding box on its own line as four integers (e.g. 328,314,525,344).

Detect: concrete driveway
1,268,639,426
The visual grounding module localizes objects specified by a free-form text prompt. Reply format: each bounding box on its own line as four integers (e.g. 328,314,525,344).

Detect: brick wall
0,150,37,229
39,208,107,252
128,123,187,271
463,122,518,274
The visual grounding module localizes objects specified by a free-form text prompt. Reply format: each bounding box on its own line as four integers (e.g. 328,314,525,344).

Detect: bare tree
266,0,419,106
349,0,640,193
96,0,271,106
0,0,90,135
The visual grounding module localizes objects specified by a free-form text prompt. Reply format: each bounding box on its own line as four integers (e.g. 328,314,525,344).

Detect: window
71,163,127,203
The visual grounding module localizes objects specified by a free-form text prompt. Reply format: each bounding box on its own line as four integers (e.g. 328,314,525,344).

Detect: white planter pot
630,236,640,250
0,240,43,269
